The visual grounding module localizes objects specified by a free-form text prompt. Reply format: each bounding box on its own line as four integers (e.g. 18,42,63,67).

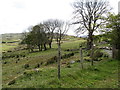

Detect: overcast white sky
0,0,119,35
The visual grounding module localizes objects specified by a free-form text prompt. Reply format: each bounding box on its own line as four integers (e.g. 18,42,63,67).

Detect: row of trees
21,19,69,52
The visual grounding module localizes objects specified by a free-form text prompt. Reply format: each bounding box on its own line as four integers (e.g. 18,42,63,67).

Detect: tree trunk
44,43,47,51
57,40,61,79
38,45,41,51
40,44,42,51
112,44,120,59
118,49,120,59
30,48,33,52
112,45,115,59
49,42,52,49
87,32,93,50
30,45,33,52
90,46,94,66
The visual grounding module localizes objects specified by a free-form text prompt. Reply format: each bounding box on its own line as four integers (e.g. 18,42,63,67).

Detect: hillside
4,59,119,88
2,33,119,88
2,33,23,42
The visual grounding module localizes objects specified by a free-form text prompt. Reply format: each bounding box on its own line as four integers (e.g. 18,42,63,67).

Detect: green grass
2,36,118,88
2,38,85,86
2,43,19,52
3,59,118,88
52,40,86,50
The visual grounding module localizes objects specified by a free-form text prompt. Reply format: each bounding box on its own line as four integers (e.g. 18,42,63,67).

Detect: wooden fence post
80,45,83,69
91,44,96,66
58,40,61,79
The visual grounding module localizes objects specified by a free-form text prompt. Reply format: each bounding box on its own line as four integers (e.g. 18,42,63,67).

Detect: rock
34,68,39,72
70,60,75,64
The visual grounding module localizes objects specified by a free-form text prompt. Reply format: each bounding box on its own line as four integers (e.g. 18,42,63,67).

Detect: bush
46,56,57,65
92,50,104,61
66,65,71,68
3,61,7,64
35,63,40,68
23,64,29,69
61,53,74,59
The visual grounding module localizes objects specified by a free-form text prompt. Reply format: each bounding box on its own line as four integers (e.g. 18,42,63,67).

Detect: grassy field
3,59,118,88
2,35,119,88
2,43,19,52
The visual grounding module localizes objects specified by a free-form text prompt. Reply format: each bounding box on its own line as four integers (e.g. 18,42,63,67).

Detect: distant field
2,33,22,52
2,43,19,52
2,33,23,42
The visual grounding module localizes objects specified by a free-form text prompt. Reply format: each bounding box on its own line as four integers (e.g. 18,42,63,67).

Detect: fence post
91,44,96,66
80,45,83,69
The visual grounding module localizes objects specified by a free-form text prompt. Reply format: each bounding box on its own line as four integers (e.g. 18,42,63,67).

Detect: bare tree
43,19,61,49
72,0,111,49
54,20,70,79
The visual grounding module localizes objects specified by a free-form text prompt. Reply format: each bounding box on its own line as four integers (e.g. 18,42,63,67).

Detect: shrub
66,65,71,68
16,55,19,58
92,50,104,61
61,53,74,59
2,41,6,43
3,61,7,64
46,56,57,65
23,64,29,69
35,63,40,68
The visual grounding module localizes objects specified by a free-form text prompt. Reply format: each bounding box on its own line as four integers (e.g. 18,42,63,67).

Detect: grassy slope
4,59,118,88
2,35,119,88
2,33,22,52
2,43,19,52
2,37,85,86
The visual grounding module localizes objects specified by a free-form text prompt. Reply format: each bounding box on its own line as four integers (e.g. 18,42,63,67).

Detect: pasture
2,34,119,88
